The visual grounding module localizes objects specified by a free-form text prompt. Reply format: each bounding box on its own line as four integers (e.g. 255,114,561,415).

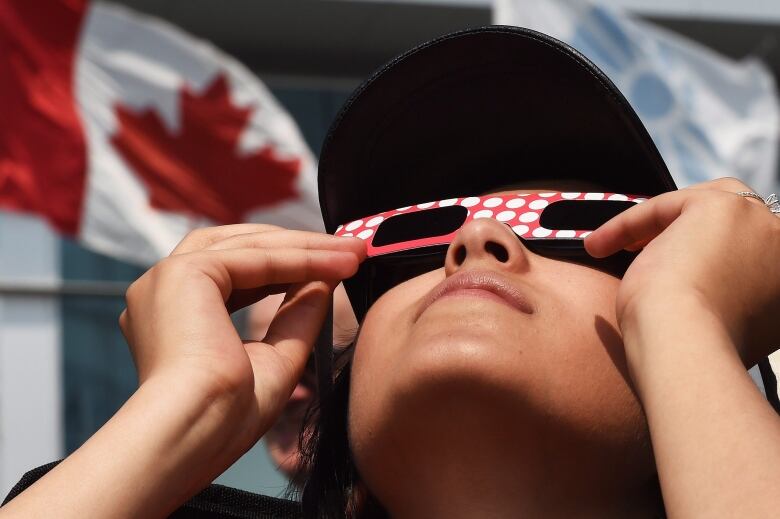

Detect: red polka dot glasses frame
334,192,650,258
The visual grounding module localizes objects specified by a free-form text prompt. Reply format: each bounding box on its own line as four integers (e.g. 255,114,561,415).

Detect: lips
415,269,535,320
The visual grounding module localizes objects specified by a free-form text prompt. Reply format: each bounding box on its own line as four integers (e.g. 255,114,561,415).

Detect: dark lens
373,206,468,247
523,242,636,277
368,249,446,300
528,199,637,276
539,200,634,230
348,247,447,320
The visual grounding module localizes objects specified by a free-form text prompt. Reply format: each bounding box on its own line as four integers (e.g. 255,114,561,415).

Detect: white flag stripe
75,2,321,266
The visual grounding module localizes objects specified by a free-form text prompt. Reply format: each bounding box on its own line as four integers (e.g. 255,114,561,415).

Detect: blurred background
2,0,780,499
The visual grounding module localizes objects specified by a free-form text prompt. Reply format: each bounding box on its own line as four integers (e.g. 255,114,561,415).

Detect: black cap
318,26,676,233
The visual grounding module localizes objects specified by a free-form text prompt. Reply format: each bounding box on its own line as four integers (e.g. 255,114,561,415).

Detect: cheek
347,272,440,442
530,266,649,452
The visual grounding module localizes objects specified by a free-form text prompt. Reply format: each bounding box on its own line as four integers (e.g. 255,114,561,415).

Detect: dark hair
295,345,388,519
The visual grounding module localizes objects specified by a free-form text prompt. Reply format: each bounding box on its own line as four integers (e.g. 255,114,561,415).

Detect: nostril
485,241,509,263
454,245,466,265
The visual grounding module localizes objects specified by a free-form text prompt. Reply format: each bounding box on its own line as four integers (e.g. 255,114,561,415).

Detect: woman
3,27,780,518
295,179,780,518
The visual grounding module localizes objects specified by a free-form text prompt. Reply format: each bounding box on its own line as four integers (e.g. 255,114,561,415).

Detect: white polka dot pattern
496,210,515,222
334,192,647,256
512,224,529,235
519,211,539,223
366,216,384,227
532,227,553,237
345,220,363,231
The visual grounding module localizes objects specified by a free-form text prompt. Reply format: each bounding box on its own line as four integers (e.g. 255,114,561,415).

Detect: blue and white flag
494,0,779,194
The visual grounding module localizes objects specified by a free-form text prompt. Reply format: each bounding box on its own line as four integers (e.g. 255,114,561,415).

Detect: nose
444,218,531,276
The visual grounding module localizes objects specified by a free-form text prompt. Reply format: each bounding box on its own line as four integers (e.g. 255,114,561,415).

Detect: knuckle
715,176,751,192
141,255,207,291
124,277,142,308
304,251,315,278
256,223,282,233
258,249,277,277
118,309,129,333
157,255,196,276
706,190,740,211
179,227,211,248
700,192,756,226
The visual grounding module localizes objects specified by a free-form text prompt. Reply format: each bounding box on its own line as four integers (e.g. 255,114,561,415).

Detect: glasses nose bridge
445,218,530,274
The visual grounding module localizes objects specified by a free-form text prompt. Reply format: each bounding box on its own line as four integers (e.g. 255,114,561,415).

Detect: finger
624,239,650,252
685,177,770,210
205,229,366,257
686,177,754,195
179,247,362,301
585,192,685,258
246,282,333,404
225,284,288,314
686,180,773,219
262,281,332,371
171,224,282,255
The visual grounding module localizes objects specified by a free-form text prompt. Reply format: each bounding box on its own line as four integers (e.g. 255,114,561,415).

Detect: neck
359,385,662,518
390,475,662,519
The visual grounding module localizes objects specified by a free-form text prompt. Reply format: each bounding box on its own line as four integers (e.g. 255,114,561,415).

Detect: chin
349,333,655,510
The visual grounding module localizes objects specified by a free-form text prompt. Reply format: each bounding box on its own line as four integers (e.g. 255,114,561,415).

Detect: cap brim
319,26,675,233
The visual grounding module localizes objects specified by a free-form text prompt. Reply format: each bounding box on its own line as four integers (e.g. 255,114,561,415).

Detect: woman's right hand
120,224,365,466
0,225,364,519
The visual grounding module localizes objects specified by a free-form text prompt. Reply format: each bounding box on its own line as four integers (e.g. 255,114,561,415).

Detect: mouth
415,269,535,320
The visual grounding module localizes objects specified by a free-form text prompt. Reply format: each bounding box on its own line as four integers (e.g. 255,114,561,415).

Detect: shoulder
3,462,302,519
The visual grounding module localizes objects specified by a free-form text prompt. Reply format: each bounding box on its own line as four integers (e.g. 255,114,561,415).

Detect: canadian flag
0,0,322,266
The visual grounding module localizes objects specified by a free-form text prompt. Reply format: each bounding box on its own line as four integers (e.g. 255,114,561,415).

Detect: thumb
244,281,332,422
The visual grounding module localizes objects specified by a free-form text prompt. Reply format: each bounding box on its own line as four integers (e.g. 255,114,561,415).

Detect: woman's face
347,187,656,515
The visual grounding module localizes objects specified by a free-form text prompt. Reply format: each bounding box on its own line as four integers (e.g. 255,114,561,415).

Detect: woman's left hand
585,177,780,367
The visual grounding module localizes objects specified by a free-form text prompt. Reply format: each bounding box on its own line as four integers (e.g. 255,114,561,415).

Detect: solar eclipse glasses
335,192,649,320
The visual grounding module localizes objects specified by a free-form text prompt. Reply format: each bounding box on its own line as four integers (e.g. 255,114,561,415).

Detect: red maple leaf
111,74,301,224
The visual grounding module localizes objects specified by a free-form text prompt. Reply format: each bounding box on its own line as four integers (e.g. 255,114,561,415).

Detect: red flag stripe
0,0,89,235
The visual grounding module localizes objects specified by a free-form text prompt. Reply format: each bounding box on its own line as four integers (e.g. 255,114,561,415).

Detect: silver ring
737,191,780,215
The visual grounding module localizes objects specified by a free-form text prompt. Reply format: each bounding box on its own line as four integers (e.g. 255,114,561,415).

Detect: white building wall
0,213,62,496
